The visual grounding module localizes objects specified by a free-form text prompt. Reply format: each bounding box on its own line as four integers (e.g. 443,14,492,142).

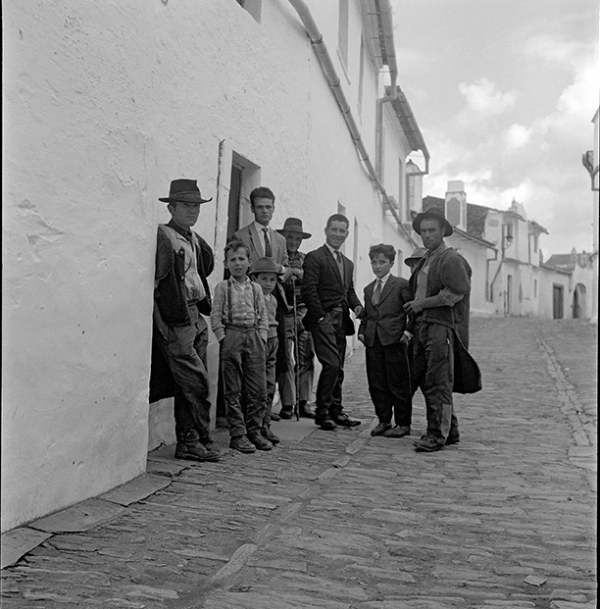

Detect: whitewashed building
581,106,599,324
2,0,428,531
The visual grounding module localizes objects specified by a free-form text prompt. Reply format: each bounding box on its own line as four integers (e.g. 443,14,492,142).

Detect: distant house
540,251,594,320
418,181,593,320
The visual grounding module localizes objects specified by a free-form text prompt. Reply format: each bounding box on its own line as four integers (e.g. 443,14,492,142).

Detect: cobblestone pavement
1,318,596,609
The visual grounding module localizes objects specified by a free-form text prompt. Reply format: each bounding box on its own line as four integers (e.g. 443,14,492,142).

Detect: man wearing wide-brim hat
403,207,472,453
275,218,316,419
152,178,220,463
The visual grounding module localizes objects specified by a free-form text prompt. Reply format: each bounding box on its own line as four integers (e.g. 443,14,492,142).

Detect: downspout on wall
287,0,411,238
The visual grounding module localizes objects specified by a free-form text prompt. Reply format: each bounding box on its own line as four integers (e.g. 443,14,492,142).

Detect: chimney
445,180,467,231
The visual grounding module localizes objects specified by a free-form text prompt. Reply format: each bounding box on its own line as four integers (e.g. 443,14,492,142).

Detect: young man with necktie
302,214,364,430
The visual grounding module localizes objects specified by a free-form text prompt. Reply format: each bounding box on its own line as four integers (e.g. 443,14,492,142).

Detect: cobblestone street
1,318,596,609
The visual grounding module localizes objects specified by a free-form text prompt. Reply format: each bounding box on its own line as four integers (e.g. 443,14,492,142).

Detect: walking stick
292,278,301,421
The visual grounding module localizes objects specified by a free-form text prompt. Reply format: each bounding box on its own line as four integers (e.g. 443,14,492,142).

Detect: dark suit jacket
358,275,412,347
302,245,362,335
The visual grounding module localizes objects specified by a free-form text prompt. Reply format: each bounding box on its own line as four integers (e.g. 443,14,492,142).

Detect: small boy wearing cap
358,244,414,439
210,241,272,453
249,258,283,446
405,247,427,275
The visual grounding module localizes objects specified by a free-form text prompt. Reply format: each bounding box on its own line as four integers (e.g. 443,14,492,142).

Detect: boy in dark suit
302,214,364,430
358,244,414,438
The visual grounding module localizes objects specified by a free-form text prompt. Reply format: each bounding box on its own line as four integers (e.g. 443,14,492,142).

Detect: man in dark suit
358,244,414,439
302,214,364,430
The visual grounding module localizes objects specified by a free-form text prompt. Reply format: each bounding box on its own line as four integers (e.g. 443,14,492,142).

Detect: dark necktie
262,227,272,257
334,250,344,280
372,279,382,305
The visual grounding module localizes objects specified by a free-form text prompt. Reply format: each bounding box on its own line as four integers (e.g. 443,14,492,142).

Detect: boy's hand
354,305,365,319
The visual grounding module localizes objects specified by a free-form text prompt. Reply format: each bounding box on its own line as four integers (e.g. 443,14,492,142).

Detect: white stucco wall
444,238,495,317
3,0,422,529
2,0,159,532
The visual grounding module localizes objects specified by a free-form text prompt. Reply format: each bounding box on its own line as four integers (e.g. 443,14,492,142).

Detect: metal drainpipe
287,0,395,211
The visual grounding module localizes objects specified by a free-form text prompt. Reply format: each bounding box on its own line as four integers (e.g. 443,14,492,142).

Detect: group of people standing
153,178,472,464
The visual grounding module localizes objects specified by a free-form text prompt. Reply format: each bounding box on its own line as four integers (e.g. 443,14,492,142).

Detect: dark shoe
315,416,337,431
371,422,392,436
202,439,221,455
279,406,294,420
445,434,460,446
413,436,444,452
261,426,280,445
299,402,316,419
270,412,281,421
229,435,256,454
331,413,361,427
383,425,411,438
248,433,273,451
174,441,221,462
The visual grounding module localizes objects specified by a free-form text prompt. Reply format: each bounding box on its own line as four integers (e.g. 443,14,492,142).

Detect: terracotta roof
545,252,590,271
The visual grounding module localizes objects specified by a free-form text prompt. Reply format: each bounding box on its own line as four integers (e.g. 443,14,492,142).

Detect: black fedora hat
276,217,311,239
159,179,212,204
412,207,453,236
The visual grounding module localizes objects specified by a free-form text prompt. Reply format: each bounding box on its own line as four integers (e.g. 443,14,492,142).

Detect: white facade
2,0,426,531
582,107,599,324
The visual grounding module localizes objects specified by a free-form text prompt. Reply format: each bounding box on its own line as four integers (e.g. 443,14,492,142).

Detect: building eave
540,263,573,275
452,226,497,250
386,86,430,162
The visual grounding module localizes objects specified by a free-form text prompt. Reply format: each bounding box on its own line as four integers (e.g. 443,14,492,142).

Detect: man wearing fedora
276,218,316,419
153,178,220,462
404,207,471,452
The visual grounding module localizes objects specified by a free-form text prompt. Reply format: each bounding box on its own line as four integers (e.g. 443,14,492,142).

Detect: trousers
278,309,315,405
365,334,412,427
309,307,347,418
411,321,458,443
155,305,213,443
220,327,266,438
264,335,279,426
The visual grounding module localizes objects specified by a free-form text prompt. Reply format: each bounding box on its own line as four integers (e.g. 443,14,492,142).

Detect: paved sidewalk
1,318,596,609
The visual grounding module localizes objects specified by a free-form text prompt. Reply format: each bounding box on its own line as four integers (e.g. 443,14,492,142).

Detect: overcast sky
392,0,599,257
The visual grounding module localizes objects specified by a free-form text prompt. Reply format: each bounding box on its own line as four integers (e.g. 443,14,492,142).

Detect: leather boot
175,432,220,462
